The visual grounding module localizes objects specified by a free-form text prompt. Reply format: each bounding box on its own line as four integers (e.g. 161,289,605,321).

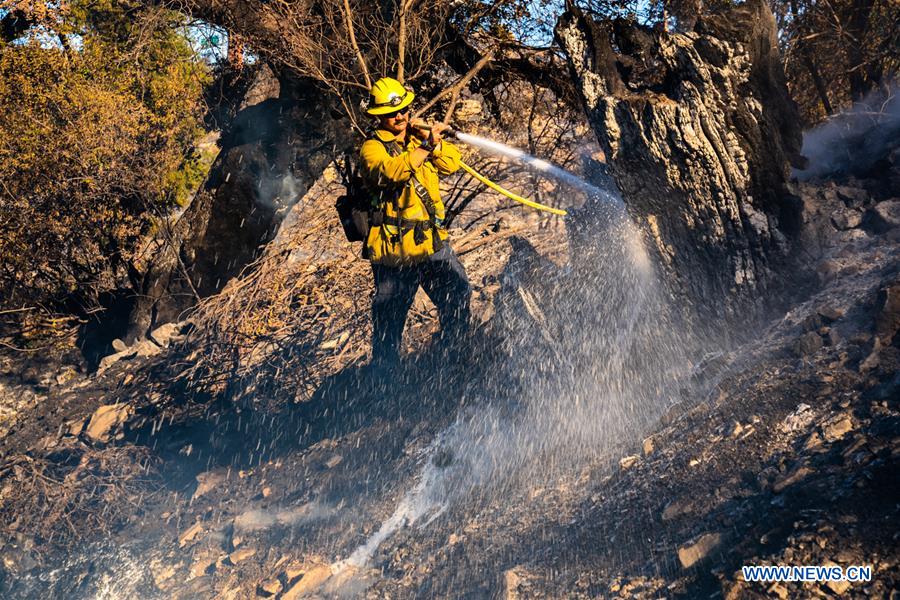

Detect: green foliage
0,1,211,313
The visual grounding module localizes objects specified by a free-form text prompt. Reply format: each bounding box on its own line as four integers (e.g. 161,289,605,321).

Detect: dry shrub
0,444,159,549
0,1,210,318
175,169,375,405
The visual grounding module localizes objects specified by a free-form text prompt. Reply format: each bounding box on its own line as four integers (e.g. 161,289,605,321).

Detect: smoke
795,85,900,181
254,172,305,212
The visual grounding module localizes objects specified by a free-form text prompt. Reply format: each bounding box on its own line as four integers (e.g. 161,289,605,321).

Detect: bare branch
341,0,372,89
414,48,495,119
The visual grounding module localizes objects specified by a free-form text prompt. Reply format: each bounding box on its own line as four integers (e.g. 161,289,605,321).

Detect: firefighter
359,77,471,366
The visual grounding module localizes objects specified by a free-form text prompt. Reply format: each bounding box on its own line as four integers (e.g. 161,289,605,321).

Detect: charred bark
556,0,810,328
124,64,351,340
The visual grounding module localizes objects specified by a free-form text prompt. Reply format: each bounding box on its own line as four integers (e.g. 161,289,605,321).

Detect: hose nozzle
411,123,459,139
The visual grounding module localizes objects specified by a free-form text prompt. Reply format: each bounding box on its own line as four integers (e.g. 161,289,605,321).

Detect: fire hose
414,124,568,217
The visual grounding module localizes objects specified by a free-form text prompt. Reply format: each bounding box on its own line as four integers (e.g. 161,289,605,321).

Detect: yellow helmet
366,77,415,115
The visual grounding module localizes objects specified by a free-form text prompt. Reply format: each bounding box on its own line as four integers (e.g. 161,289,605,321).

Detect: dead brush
173,173,377,407
0,444,160,553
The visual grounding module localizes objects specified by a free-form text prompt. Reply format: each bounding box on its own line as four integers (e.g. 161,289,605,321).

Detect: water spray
413,123,621,216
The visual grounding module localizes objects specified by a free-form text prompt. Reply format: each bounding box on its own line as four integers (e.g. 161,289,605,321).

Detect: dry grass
0,444,159,550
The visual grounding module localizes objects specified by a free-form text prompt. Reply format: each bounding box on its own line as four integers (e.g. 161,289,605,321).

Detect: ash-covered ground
1,126,898,600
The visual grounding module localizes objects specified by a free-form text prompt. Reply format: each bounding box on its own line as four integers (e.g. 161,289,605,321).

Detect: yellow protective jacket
359,128,462,266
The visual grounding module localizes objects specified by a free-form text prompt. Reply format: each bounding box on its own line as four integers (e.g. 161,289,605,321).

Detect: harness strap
381,139,443,253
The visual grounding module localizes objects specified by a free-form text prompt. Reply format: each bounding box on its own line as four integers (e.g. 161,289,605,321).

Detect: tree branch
414,48,494,118
1,10,34,43
341,0,372,89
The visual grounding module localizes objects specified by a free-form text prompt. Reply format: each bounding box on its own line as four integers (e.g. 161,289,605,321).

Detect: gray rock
867,199,900,232
773,464,813,493
817,305,845,323
134,339,162,358
258,578,283,597
875,283,900,344
97,349,133,373
677,532,722,568
831,208,863,230
835,186,868,208
149,322,183,348
794,331,824,356
619,455,640,470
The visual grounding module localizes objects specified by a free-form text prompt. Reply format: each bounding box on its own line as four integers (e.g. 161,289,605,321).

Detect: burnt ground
1,167,899,599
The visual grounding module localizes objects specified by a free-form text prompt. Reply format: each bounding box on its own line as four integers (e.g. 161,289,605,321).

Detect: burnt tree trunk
124,65,350,341
556,0,809,327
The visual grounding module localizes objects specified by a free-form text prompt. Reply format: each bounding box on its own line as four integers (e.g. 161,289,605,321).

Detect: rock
780,403,815,433
284,563,307,584
193,471,226,502
189,554,217,578
823,416,853,442
729,422,744,438
502,568,525,600
85,403,132,442
859,337,882,372
875,283,900,344
677,532,722,569
835,186,868,208
227,547,255,565
866,200,900,232
803,432,825,453
826,579,851,595
773,465,813,493
97,349,133,372
149,322,182,347
282,564,333,599
662,499,690,521
642,437,655,456
257,578,283,597
619,455,640,470
817,305,845,323
324,454,343,469
133,339,162,358
794,332,824,357
66,418,85,437
179,521,204,547
831,208,862,230
768,582,789,599
801,314,823,332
